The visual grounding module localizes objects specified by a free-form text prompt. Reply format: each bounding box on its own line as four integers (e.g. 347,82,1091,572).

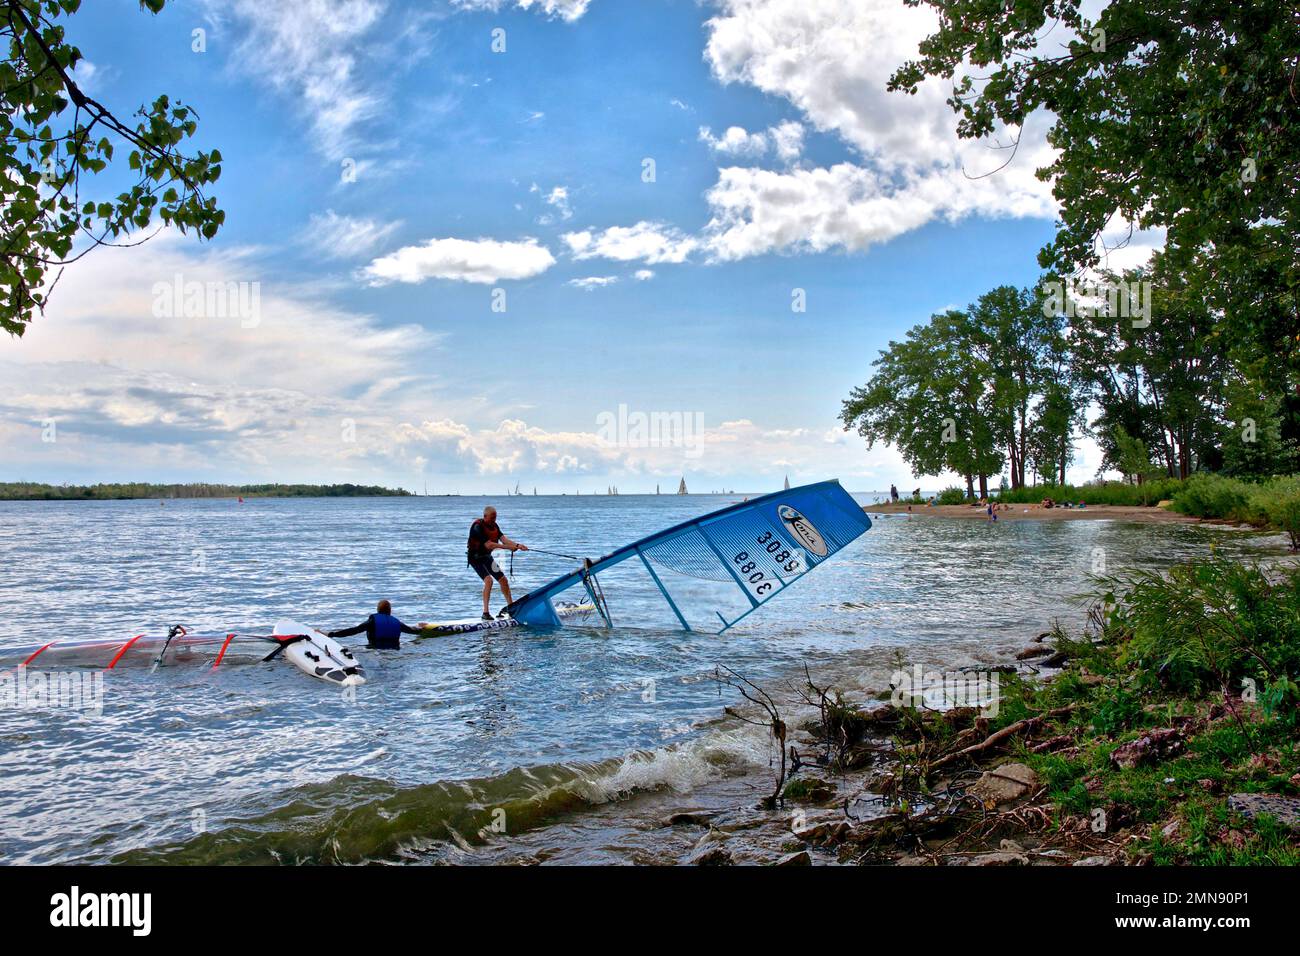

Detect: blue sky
2,0,1140,493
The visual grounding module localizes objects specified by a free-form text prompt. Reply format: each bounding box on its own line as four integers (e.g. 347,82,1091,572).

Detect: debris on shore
672,557,1300,866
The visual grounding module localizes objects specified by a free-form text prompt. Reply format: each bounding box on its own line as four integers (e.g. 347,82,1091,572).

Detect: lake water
0,494,1284,864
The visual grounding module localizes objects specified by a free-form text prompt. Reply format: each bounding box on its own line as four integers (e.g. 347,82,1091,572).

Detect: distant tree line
0,482,411,501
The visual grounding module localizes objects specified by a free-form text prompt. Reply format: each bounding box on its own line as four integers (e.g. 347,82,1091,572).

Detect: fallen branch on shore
929,705,1076,771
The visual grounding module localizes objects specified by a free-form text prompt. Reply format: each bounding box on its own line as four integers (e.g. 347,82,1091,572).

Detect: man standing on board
468,505,528,620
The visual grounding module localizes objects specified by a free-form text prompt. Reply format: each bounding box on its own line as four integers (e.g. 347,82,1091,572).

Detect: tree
1111,425,1156,485
889,0,1300,379
1067,256,1229,480
1,0,225,336
968,283,1075,488
1220,362,1298,478
841,309,1003,498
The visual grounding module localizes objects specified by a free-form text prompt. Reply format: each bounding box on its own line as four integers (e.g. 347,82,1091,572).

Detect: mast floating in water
503,480,871,634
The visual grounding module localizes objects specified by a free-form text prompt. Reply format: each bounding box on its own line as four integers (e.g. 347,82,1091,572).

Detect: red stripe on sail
21,642,56,666
107,634,145,669
212,633,236,669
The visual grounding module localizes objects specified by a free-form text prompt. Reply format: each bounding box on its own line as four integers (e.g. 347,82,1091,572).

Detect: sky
1,0,1157,494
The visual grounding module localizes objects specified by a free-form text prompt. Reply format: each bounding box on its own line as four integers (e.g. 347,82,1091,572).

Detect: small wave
104,716,780,865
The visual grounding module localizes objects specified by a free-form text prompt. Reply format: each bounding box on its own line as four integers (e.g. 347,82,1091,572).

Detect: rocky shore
659,600,1300,866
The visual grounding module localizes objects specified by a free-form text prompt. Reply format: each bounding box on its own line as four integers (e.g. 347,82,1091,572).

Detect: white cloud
212,0,388,160
699,125,770,158
394,418,625,477
451,0,593,20
532,184,574,224
1092,217,1167,274
705,0,949,164
699,121,805,161
0,240,955,490
70,59,104,93
562,222,698,265
301,210,402,260
692,0,1059,260
702,159,1053,261
0,233,443,481
362,237,556,285
769,120,805,162
568,276,619,291
634,269,655,281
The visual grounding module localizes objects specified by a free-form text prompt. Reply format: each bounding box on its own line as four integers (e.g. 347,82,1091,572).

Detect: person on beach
890,484,899,503
327,600,426,650
987,499,998,523
468,505,529,620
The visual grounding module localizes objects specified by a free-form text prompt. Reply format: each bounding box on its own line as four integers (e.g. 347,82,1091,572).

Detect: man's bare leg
500,578,514,607
482,576,492,616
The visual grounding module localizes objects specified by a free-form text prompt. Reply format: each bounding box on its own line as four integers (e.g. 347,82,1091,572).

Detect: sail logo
778,505,827,556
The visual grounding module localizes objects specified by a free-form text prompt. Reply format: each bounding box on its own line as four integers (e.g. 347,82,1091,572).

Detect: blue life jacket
371,613,403,649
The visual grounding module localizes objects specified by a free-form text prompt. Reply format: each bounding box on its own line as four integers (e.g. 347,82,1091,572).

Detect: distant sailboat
533,487,537,496
656,484,660,495
784,475,790,491
677,477,688,495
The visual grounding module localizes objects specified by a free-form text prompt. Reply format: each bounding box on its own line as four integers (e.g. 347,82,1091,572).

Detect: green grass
960,557,1300,863
1168,473,1300,534
995,478,1184,507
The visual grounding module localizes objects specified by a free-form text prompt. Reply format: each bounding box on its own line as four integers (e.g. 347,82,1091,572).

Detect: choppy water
0,495,1285,864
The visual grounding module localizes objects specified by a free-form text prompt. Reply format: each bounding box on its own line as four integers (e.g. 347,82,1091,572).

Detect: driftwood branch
930,705,1076,770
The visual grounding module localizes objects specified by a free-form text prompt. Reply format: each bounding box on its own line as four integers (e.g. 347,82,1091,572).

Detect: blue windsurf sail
504,479,871,633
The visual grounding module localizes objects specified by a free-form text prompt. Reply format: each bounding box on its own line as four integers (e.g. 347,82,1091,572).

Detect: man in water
327,600,426,649
468,505,528,619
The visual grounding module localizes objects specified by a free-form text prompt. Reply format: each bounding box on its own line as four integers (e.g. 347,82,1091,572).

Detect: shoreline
507,631,1289,867
867,502,1201,524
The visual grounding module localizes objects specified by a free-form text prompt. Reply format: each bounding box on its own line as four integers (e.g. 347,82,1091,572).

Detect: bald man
467,505,529,619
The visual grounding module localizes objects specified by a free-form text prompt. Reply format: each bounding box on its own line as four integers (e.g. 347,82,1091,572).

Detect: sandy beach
865,502,1199,524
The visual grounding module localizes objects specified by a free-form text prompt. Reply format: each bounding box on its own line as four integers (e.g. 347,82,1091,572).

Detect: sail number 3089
733,531,799,598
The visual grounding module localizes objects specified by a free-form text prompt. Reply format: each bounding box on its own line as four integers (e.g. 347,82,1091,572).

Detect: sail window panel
700,511,805,590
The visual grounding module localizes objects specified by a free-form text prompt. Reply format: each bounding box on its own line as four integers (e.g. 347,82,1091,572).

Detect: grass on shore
910,474,1300,547
805,556,1300,865
1166,474,1300,548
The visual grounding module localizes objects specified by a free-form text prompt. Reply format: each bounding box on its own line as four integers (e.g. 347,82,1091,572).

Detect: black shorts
469,555,506,582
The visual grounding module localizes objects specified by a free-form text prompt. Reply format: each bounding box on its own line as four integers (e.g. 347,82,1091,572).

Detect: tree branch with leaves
1,0,225,336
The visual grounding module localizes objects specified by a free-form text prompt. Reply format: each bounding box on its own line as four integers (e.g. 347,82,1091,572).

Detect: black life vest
467,518,502,560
